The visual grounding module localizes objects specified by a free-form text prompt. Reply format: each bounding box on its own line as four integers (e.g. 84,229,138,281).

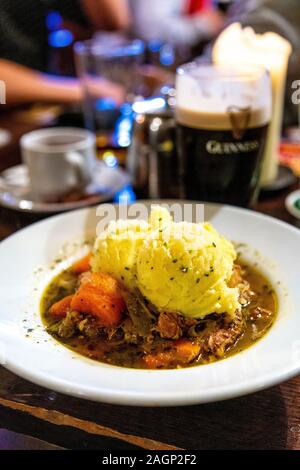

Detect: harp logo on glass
0,80,6,104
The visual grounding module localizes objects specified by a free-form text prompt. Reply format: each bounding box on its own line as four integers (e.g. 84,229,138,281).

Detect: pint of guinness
176,64,272,207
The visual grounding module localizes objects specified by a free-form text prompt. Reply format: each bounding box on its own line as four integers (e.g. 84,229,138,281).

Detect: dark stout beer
177,108,269,206
176,64,271,207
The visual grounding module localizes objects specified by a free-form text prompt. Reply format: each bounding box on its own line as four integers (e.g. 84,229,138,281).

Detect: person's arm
80,0,131,30
0,60,125,105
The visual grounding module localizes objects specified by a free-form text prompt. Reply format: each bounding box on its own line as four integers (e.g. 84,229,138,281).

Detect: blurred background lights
103,151,118,168
48,29,74,48
115,115,133,148
120,102,133,116
132,97,165,114
148,39,163,54
95,97,117,111
159,44,175,66
113,185,136,204
46,11,63,31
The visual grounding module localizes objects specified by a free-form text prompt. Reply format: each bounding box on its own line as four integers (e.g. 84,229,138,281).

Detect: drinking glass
176,63,272,207
74,36,144,136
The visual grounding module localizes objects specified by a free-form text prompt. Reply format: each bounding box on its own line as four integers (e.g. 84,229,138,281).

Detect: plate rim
2,199,300,245
2,338,300,407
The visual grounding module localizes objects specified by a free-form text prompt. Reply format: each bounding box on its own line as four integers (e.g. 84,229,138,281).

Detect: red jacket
187,0,210,14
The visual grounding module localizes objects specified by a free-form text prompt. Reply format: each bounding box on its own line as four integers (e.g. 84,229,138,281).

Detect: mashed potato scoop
92,207,240,319
92,219,149,287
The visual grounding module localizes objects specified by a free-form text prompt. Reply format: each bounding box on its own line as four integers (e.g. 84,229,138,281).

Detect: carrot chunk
72,253,92,274
173,339,201,363
144,351,174,369
70,272,125,327
144,339,201,369
49,295,74,318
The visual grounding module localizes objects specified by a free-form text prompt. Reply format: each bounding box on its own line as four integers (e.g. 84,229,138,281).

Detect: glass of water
74,35,145,133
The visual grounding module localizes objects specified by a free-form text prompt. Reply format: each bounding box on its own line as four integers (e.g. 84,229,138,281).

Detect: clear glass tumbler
74,36,145,133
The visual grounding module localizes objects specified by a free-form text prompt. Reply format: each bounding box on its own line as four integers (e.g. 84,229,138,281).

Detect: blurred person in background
0,0,131,105
226,0,300,126
129,0,225,51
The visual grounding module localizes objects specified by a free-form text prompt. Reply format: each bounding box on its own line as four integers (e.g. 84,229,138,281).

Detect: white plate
0,202,299,406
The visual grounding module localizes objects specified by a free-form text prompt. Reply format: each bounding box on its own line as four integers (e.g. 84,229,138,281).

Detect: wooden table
0,110,299,450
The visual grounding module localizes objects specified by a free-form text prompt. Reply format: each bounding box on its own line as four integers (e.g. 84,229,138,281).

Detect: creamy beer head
175,63,272,207
176,63,271,131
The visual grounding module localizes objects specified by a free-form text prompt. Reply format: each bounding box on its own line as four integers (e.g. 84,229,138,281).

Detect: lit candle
213,23,292,185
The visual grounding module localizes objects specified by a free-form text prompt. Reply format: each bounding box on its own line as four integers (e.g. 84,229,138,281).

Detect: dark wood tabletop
0,109,299,451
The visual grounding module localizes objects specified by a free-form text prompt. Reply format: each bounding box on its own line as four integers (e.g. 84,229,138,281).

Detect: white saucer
0,161,131,213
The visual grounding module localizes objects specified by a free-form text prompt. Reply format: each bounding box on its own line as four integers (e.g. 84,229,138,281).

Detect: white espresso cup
21,127,96,202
